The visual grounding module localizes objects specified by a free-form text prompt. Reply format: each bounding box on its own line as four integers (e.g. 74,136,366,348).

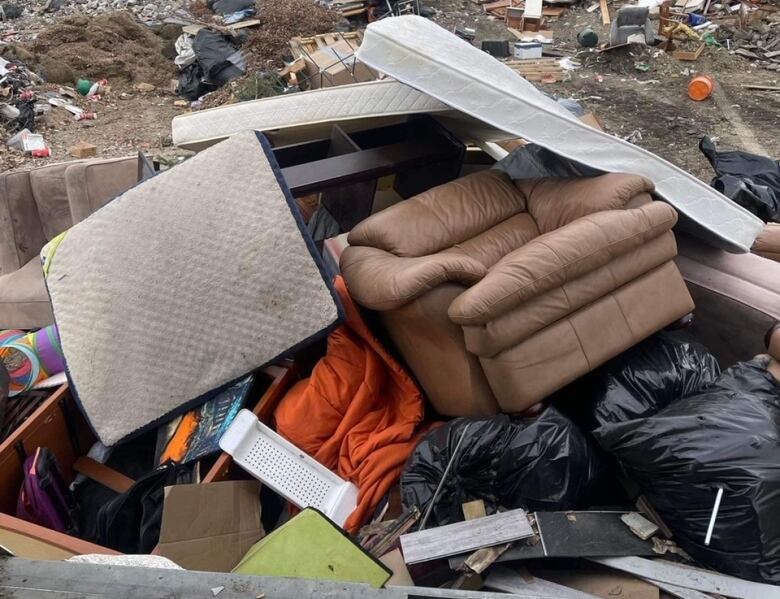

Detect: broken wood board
742,84,780,91
534,569,660,599
600,0,611,24
591,556,780,599
504,58,564,81
290,31,363,56
399,508,532,565
620,513,659,541
485,567,602,599
462,500,487,521
226,18,260,29
673,43,705,60
448,511,656,570
643,579,714,599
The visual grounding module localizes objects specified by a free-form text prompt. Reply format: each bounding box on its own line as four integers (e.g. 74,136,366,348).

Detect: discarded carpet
43,130,340,445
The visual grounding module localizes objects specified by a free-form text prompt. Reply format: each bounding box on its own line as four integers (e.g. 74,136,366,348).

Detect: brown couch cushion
752,223,780,262
348,169,526,258
0,257,54,329
448,202,678,325
518,173,655,234
66,157,140,224
0,172,47,275
29,162,78,241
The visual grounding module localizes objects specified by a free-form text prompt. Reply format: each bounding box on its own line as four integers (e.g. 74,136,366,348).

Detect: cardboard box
155,480,265,572
302,40,374,89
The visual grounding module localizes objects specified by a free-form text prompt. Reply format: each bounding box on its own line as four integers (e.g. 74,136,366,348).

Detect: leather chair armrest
752,223,780,262
448,202,678,325
340,245,486,311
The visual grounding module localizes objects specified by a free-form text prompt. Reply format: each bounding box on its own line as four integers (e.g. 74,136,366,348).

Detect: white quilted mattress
356,16,764,253
171,79,451,150
44,130,341,446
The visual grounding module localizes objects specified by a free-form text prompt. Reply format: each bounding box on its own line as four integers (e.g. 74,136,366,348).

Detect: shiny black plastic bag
400,408,601,527
700,136,780,223
592,332,721,427
594,357,780,584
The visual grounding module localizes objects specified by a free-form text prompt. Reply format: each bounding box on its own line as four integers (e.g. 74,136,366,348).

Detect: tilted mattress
171,79,450,150
43,130,341,445
356,16,764,253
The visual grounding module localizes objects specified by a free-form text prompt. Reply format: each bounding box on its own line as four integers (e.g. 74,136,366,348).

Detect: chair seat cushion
0,258,54,330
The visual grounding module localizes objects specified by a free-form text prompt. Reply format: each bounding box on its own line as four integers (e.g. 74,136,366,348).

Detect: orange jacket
275,276,427,532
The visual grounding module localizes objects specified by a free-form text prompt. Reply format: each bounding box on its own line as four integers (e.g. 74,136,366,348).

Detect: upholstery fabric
0,258,54,329
66,157,140,224
275,277,430,533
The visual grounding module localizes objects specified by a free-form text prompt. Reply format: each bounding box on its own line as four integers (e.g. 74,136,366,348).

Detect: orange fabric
274,276,428,532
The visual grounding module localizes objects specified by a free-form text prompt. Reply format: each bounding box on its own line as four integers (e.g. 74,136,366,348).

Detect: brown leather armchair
341,169,694,417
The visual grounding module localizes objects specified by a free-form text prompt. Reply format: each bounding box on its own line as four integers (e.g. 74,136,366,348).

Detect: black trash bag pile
594,352,780,584
400,407,602,528
592,332,721,427
178,29,246,101
700,136,780,223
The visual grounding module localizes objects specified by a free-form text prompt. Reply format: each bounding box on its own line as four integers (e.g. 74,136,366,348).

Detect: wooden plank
600,0,611,24
591,557,780,599
620,513,659,541
73,457,134,494
399,508,532,565
742,84,780,91
462,500,487,521
536,569,660,599
485,567,602,599
643,579,714,599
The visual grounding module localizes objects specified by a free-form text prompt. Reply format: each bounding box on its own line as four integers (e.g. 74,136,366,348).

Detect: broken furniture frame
272,115,466,202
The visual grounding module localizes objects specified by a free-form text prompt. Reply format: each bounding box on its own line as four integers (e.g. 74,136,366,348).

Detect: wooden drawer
0,363,297,556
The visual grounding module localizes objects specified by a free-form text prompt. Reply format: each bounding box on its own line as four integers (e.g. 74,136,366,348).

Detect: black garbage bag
211,0,254,14
401,408,601,527
192,29,246,88
177,63,217,101
594,356,780,584
700,136,780,223
592,331,721,427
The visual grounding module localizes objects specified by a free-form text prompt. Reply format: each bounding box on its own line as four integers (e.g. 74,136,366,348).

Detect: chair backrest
0,171,47,275
66,157,140,224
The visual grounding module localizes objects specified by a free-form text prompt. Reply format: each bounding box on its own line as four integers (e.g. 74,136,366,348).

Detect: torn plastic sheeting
590,331,721,428
355,16,764,252
594,356,780,584
400,408,601,528
700,136,780,223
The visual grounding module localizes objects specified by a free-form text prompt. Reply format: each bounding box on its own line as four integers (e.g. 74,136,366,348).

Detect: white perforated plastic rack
218,409,358,527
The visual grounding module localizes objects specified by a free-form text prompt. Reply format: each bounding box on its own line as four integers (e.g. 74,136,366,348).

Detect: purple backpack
17,447,78,535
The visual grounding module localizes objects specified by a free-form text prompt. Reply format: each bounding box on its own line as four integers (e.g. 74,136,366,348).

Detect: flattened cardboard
155,480,264,572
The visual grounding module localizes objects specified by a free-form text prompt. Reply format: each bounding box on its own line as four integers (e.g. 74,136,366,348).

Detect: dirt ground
1,1,779,178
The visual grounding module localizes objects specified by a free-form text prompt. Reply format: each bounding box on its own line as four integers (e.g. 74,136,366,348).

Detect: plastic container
514,41,543,59
688,75,714,101
219,409,358,527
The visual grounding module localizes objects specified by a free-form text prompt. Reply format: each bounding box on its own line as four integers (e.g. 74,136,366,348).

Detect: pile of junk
1,15,780,599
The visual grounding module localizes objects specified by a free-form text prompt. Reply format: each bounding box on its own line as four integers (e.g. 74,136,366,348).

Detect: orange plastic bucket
688,75,714,101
